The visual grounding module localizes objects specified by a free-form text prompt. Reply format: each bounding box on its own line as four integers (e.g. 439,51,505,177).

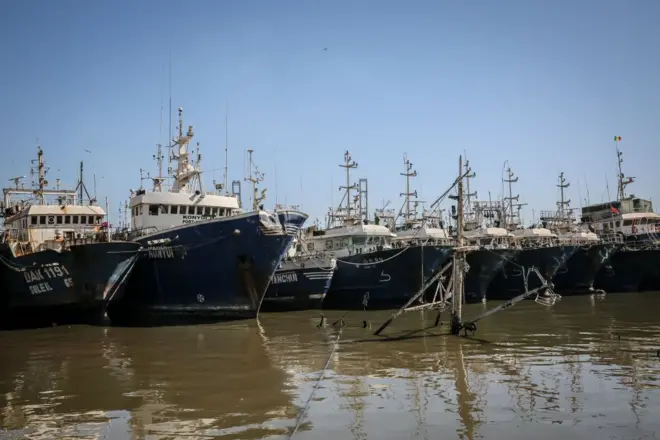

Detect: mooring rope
288,323,344,439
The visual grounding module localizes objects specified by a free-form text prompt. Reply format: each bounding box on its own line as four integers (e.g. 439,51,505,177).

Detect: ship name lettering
364,257,383,265
29,282,54,295
182,214,215,225
272,272,298,284
148,246,175,259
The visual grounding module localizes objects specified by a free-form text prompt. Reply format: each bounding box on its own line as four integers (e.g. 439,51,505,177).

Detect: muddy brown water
1,292,659,439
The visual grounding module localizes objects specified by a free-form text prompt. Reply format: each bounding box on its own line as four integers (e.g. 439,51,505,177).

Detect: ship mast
615,137,634,201
338,151,358,222
400,154,417,225
556,172,570,221
463,157,476,218
502,165,519,229
244,149,266,211
30,145,48,205
170,107,203,195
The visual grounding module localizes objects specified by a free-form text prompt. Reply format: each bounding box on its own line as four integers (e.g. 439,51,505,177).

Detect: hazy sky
2,0,659,226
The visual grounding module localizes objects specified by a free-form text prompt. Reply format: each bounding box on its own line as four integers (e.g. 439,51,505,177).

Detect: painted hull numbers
23,264,74,295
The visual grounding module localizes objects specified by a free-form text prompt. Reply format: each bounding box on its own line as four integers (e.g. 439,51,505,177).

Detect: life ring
631,225,638,234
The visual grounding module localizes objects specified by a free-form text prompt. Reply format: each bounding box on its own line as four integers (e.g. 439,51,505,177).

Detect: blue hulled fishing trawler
106,108,295,325
260,206,336,311
586,143,660,292
455,165,518,304
486,167,577,300
538,173,619,294
0,146,140,329
301,151,452,310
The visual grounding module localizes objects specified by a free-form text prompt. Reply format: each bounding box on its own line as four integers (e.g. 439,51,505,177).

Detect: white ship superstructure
302,151,396,257
1,146,107,256
129,108,242,235
579,147,659,242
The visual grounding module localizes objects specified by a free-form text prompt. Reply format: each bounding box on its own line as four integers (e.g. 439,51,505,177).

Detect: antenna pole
168,56,173,190
338,151,358,220
224,104,229,193
79,161,84,205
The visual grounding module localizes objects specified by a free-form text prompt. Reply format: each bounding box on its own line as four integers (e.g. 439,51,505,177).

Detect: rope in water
288,322,344,439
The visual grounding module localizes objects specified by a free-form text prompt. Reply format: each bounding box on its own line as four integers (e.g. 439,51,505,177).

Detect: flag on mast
614,136,622,141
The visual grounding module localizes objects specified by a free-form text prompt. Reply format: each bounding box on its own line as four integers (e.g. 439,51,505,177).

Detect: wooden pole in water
451,155,465,335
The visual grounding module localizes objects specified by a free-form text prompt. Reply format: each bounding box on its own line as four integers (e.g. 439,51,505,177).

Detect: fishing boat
540,173,620,294
455,163,518,304
461,200,518,304
0,146,140,329
302,151,453,310
584,143,660,292
261,238,336,311
106,108,296,325
486,166,577,300
388,155,454,304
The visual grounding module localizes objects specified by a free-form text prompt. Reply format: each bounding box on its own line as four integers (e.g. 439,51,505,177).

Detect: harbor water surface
1,292,659,439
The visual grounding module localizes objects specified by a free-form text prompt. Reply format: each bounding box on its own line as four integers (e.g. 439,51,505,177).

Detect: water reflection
0,293,659,439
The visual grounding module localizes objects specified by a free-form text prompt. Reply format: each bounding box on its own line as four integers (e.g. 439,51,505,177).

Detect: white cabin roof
395,226,449,240
463,227,512,239
513,228,557,239
130,191,240,209
619,212,660,220
558,230,599,241
6,204,106,222
314,223,395,239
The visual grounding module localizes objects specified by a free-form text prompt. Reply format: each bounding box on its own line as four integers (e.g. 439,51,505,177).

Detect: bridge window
149,205,159,216
179,205,186,214
31,216,37,225
219,208,225,217
171,205,178,214
39,216,46,225
196,206,203,215
65,215,71,224
211,207,218,216
187,206,195,215
95,216,101,224
204,207,211,216
56,216,63,224
616,221,621,227
159,205,167,214
73,215,79,224
325,240,332,249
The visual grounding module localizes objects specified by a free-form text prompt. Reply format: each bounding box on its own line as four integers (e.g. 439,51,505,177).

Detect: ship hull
488,245,578,300
464,248,518,303
552,244,619,294
0,241,140,329
594,248,660,293
261,256,336,312
106,212,294,326
322,245,453,310
68,241,142,323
